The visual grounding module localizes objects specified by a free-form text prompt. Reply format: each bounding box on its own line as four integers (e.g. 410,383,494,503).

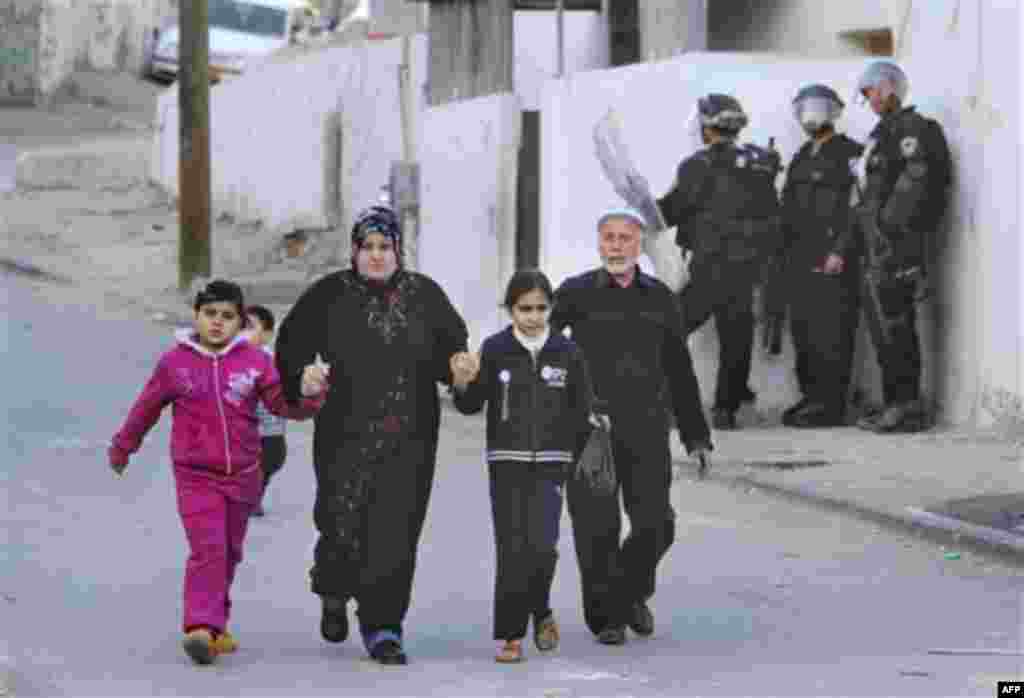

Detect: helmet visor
793,95,841,125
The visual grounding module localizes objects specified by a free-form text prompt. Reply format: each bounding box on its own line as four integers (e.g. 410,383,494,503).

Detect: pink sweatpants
174,465,261,633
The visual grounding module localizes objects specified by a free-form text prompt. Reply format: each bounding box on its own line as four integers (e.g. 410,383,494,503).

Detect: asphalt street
3,271,1023,697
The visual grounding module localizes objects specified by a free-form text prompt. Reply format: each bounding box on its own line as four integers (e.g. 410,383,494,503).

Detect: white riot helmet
855,61,909,107
792,84,844,135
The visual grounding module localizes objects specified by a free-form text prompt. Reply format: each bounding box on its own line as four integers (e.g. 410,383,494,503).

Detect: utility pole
178,0,212,292
556,0,565,78
391,35,421,270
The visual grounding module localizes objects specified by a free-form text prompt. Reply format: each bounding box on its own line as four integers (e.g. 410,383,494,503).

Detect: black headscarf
350,205,403,269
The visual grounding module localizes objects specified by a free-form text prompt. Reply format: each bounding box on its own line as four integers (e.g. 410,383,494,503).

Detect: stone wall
2,0,177,103
0,0,43,102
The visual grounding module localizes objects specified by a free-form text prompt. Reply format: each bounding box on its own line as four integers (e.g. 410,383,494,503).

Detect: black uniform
855,106,952,409
275,268,468,641
453,326,593,642
780,133,865,420
550,268,711,635
658,141,783,413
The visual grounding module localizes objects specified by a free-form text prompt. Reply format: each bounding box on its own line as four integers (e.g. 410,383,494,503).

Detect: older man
550,207,712,646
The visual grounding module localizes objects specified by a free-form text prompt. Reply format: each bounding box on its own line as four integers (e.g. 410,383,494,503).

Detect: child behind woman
452,269,595,664
245,305,287,518
108,280,330,665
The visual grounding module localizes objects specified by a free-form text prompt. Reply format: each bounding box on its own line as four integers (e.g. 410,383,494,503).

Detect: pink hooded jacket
111,329,324,476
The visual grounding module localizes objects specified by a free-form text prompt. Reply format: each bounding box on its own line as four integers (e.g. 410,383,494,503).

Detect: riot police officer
851,61,952,433
779,84,865,427
658,94,782,430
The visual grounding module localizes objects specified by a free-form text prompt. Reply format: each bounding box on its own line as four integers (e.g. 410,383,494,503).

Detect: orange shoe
212,630,238,654
182,628,217,665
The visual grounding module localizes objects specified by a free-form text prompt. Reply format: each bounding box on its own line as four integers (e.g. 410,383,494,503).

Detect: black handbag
574,421,617,496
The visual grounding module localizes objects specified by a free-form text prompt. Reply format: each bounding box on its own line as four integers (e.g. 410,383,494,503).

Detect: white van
148,0,315,82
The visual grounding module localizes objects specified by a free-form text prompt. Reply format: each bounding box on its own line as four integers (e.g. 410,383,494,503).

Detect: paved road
3,272,1023,697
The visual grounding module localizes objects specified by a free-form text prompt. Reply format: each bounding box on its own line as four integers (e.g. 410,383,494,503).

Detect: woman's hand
301,354,331,397
450,351,480,388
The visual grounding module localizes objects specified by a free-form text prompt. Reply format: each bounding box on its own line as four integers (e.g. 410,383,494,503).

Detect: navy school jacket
453,325,594,478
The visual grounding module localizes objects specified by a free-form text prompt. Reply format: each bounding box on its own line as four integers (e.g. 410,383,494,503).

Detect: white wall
418,93,521,347
152,35,522,348
540,0,1021,429
514,10,609,111
896,0,1021,431
154,35,428,236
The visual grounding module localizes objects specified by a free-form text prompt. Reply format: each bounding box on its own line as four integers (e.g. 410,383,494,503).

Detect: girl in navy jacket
453,269,594,664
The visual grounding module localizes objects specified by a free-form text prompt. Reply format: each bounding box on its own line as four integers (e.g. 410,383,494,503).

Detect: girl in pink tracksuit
108,280,330,665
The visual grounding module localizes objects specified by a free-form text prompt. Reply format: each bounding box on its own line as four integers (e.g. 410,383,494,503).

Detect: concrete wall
708,0,900,57
640,0,706,61
418,93,521,346
540,1,1021,430
154,35,427,235
0,0,42,101
7,0,176,101
152,34,522,345
514,10,608,111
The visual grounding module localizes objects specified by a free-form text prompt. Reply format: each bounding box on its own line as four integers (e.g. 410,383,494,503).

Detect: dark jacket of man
550,266,710,635
782,134,865,271
780,133,865,417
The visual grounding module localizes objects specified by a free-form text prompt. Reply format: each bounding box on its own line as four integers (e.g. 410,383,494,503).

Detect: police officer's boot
782,397,811,426
788,402,845,428
865,400,929,433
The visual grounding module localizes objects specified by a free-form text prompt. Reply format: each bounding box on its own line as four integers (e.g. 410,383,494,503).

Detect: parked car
146,0,317,83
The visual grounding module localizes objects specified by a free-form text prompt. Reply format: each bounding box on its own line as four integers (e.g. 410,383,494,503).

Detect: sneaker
533,614,560,652
596,626,627,645
212,630,238,654
320,596,348,643
182,628,217,665
711,408,737,431
495,639,524,663
855,404,887,430
368,638,408,665
628,602,654,637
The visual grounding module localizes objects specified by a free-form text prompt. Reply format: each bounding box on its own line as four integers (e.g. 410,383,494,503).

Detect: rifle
760,137,785,356
760,257,785,356
850,174,898,345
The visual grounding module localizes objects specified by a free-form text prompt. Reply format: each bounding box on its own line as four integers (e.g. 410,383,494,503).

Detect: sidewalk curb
1,255,193,327
0,257,72,285
696,465,1024,566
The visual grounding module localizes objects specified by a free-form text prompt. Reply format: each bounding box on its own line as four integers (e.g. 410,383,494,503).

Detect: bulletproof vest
786,141,857,229
692,143,781,262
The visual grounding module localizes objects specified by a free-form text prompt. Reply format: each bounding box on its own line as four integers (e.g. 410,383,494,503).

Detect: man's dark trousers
789,265,861,412
567,411,675,635
865,276,922,405
678,259,759,412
